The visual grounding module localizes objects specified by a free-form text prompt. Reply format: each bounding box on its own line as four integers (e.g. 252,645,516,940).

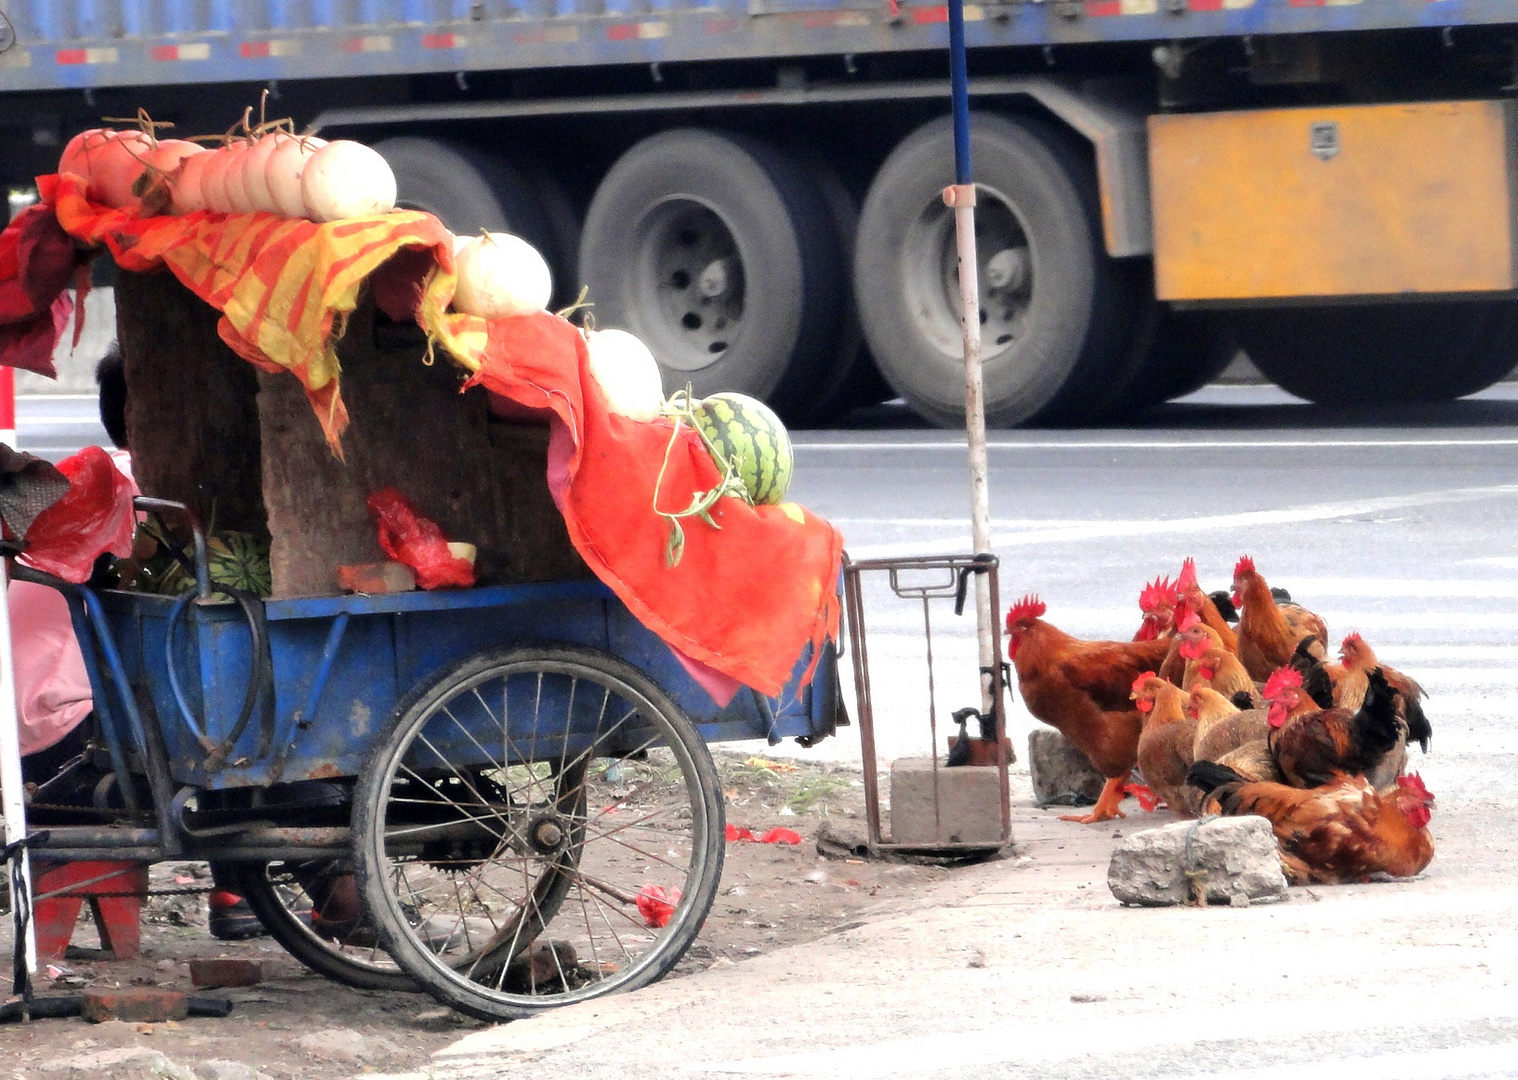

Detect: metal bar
313,75,1082,129
294,611,350,727
75,589,143,814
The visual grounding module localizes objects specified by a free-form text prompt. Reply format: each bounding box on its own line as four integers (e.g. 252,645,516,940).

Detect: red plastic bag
725,825,802,845
19,446,136,583
365,487,475,591
635,884,681,928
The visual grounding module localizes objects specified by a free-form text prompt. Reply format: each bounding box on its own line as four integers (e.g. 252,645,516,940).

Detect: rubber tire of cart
1229,298,1518,405
854,111,1149,429
1103,306,1241,417
351,643,725,1022
577,128,847,423
225,860,418,994
373,136,577,308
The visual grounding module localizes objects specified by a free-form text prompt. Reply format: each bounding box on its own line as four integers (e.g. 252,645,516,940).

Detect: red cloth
462,315,843,698
0,201,90,377
0,177,843,698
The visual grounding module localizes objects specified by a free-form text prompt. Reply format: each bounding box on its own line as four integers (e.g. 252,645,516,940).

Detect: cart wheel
352,644,725,1021
227,860,417,993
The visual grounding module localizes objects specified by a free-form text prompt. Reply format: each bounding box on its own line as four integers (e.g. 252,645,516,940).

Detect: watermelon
692,392,793,506
207,531,272,596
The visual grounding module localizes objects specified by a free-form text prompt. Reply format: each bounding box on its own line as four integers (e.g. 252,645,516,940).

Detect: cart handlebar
133,498,210,601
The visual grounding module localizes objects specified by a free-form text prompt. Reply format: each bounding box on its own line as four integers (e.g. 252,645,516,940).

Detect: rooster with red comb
1006,593,1170,824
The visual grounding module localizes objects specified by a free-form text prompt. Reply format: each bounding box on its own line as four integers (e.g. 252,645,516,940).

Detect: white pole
0,556,38,980
943,184,995,718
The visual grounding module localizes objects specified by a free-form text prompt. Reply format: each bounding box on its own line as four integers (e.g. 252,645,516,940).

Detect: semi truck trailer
2,1,1515,425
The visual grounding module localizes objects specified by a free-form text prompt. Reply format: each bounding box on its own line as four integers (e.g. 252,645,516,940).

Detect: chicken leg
1059,776,1128,824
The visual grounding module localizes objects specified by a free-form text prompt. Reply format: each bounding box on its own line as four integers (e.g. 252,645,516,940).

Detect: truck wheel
578,129,845,420
1231,299,1518,404
374,136,575,307
786,159,890,425
854,112,1145,429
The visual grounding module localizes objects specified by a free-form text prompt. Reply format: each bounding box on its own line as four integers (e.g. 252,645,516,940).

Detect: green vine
651,387,752,567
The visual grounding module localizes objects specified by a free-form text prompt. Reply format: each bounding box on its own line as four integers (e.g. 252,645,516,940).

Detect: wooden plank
257,298,587,598
113,268,267,536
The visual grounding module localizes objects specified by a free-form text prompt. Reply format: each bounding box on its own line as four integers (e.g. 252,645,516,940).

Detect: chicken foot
1059,775,1129,824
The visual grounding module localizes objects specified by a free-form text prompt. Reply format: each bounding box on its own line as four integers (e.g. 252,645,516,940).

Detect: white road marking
842,484,1518,558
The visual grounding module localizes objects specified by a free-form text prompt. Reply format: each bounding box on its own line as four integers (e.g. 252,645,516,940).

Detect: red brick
81,988,188,1023
189,957,265,988
336,560,416,594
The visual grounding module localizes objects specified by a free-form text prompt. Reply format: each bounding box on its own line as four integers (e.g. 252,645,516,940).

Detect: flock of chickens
1004,557,1436,886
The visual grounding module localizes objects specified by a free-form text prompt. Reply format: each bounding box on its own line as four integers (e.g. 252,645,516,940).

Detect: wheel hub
634,200,745,372
527,813,568,855
905,185,1032,357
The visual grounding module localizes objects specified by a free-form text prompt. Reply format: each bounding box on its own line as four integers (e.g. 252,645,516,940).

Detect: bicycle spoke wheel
353,645,724,1021
230,859,417,993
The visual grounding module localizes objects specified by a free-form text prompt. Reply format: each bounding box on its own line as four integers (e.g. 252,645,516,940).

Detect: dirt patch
2,754,972,1079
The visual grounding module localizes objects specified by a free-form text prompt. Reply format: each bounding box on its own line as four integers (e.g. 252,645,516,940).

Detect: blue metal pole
947,0,972,185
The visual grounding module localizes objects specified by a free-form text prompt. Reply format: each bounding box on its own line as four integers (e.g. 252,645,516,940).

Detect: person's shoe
208,890,268,941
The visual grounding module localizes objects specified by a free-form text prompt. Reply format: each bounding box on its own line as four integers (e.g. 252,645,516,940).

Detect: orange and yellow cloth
0,175,843,699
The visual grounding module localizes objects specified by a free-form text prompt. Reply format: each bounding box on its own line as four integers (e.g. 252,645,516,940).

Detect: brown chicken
1267,666,1402,789
1131,673,1199,817
1156,597,1199,685
1188,762,1435,885
1232,556,1322,680
1006,594,1170,823
1337,633,1433,754
1176,557,1238,654
1191,668,1308,763
1177,618,1256,702
1133,574,1179,642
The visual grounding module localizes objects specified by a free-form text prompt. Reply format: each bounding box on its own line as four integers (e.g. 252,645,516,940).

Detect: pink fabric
8,579,93,757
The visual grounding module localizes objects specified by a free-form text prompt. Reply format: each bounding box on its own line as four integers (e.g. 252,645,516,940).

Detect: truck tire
1112,309,1240,415
578,129,845,420
1231,299,1518,404
854,112,1145,429
787,158,891,425
374,136,575,307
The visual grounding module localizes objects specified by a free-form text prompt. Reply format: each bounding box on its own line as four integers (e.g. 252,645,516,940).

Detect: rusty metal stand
843,552,1011,855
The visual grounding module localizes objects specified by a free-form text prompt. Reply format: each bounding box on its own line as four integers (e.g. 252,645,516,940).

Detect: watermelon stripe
693,392,793,506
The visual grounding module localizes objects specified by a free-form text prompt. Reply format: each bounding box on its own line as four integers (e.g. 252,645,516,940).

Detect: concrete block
888,757,1006,847
190,957,264,988
1107,815,1288,907
81,987,188,1023
1028,729,1106,807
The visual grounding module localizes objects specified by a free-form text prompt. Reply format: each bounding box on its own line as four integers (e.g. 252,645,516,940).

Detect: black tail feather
1186,760,1248,794
1230,690,1256,710
1208,590,1239,623
1289,637,1336,709
1404,696,1433,753
1352,668,1402,764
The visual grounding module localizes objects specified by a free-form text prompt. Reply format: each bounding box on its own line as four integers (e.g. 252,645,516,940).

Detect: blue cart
18,502,842,1020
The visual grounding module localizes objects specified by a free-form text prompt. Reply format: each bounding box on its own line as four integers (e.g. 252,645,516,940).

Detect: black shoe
208,891,268,941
